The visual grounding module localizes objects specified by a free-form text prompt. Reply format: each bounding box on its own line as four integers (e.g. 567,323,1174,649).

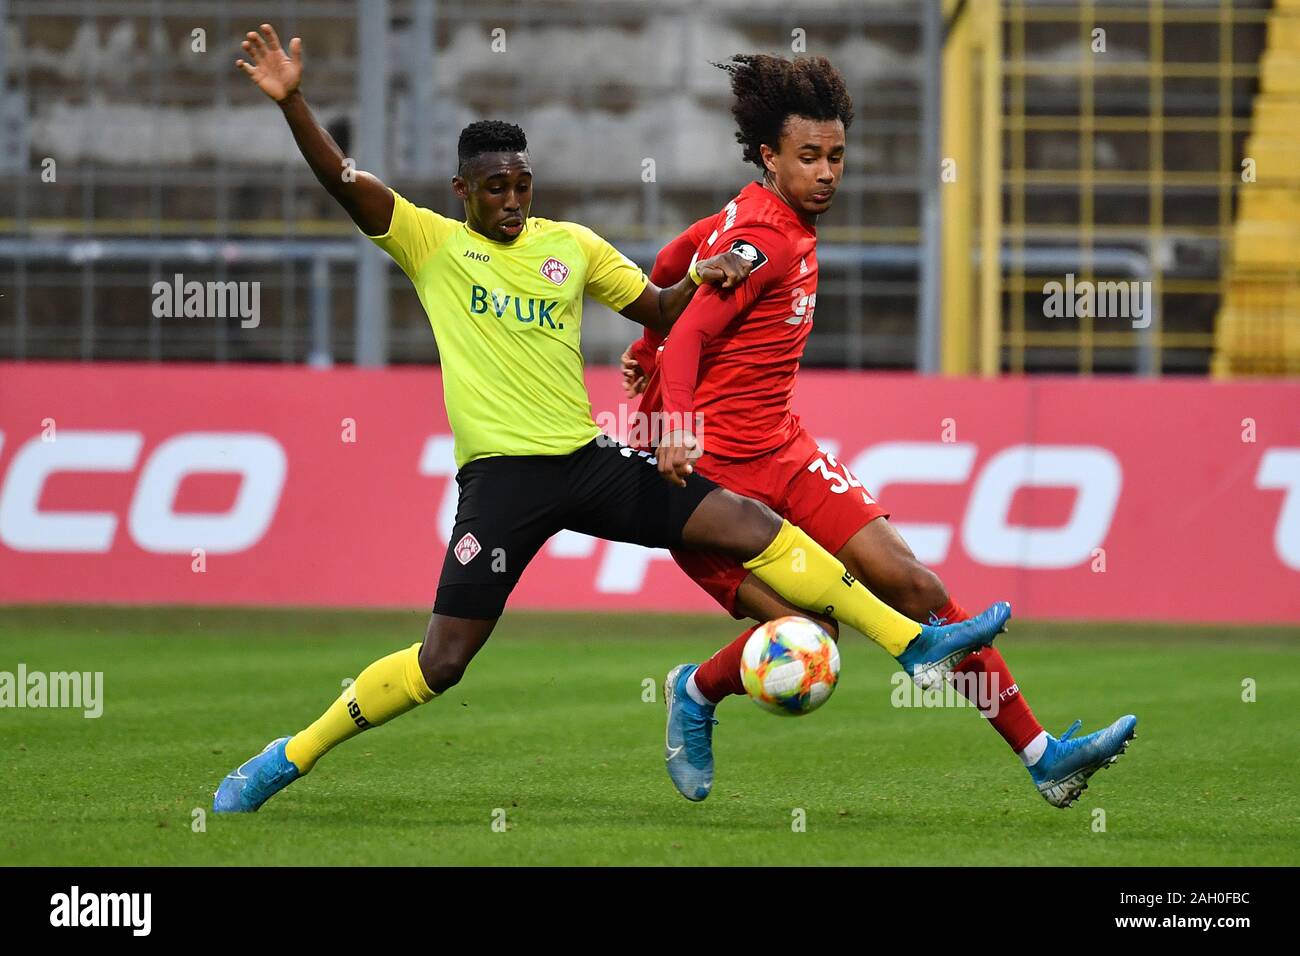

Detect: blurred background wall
0,0,1293,375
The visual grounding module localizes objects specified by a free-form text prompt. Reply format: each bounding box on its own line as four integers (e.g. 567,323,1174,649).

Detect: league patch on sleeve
726,239,769,272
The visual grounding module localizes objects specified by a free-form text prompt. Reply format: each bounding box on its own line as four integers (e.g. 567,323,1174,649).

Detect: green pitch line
0,607,1296,867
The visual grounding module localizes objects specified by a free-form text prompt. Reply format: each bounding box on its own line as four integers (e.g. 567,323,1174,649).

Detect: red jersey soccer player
628,54,1137,808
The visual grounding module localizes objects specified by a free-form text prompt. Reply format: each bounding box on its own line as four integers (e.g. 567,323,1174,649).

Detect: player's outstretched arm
652,286,744,485
651,216,716,288
236,23,394,236
619,250,753,336
620,216,721,396
652,227,789,485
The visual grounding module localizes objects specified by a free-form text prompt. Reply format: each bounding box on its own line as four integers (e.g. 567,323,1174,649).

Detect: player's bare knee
900,564,947,621
417,631,472,693
418,649,468,694
732,493,782,558
685,488,782,558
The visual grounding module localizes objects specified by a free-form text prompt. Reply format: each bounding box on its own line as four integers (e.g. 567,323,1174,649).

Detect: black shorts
433,437,718,619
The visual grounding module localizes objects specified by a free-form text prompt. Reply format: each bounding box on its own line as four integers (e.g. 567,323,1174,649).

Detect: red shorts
671,428,889,617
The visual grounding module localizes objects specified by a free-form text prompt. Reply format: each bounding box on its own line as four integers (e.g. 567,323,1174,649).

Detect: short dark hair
714,54,854,169
457,120,528,174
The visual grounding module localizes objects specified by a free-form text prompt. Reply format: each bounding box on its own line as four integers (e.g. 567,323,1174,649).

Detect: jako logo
50,886,151,936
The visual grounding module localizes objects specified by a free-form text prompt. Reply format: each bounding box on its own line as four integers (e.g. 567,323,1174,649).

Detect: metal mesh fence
0,0,1286,374
995,0,1272,375
0,0,936,368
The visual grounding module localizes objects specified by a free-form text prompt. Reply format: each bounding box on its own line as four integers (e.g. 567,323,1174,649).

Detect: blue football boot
895,600,1012,690
663,664,718,802
213,736,302,813
1028,715,1138,808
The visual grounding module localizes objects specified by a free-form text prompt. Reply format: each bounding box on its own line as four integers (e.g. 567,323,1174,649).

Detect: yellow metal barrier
945,0,1283,376
1213,1,1300,376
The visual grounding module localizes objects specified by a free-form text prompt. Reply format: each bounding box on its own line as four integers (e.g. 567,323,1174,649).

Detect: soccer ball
740,616,840,716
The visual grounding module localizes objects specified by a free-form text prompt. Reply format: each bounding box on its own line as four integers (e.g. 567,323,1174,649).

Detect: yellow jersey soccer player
214,23,1012,813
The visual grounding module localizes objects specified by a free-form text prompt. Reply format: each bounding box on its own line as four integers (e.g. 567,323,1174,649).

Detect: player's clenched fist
236,23,303,103
694,250,753,289
656,429,703,487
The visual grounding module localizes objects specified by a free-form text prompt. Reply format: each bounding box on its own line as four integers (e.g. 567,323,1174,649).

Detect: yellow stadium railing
944,0,1281,376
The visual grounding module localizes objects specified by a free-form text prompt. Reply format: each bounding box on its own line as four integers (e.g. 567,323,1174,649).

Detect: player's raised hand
694,250,754,290
621,344,648,398
236,23,303,103
656,429,702,487
244,23,393,235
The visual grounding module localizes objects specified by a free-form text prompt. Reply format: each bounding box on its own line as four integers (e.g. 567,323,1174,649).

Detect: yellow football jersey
366,190,647,467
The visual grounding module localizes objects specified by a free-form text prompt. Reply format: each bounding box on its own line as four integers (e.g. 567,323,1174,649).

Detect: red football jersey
640,181,818,461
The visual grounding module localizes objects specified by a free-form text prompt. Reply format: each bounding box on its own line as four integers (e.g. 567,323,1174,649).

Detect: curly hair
457,120,528,173
714,54,854,169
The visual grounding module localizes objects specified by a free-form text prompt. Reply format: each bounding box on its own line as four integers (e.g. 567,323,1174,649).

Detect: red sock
692,626,757,702
950,646,1043,753
929,596,971,624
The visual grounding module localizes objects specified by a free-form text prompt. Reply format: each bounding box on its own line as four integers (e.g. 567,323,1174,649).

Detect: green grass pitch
1,606,1297,866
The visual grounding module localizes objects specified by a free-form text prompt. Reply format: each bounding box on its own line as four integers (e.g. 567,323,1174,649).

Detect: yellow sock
743,520,921,656
284,642,435,773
